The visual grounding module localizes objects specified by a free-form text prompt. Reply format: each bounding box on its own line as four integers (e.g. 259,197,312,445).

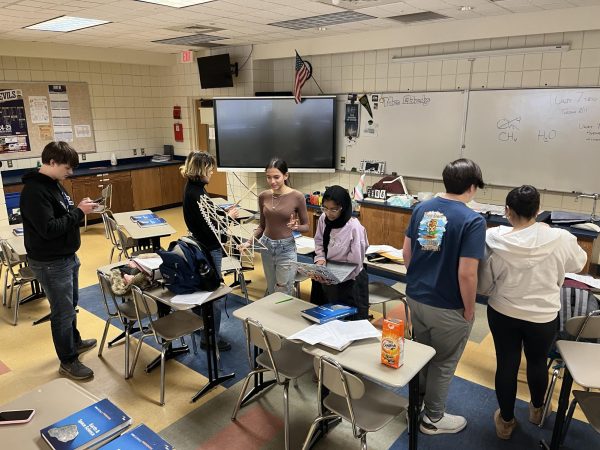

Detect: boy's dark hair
265,157,290,186
506,185,540,220
41,141,79,168
442,158,484,194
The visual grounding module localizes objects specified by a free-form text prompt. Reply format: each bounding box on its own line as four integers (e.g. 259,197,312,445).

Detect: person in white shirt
478,185,587,440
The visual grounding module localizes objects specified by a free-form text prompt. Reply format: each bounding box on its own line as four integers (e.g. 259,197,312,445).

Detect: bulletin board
0,81,96,159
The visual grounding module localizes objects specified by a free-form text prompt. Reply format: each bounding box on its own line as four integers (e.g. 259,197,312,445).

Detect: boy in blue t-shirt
403,158,486,435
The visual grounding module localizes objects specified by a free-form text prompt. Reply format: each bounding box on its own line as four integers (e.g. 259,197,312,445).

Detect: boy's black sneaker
77,338,97,355
59,360,94,380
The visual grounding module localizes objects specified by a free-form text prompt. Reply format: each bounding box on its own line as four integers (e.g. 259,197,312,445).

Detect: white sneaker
420,412,467,435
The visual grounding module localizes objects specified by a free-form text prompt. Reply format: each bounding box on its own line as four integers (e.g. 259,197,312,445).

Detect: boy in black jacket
21,141,98,380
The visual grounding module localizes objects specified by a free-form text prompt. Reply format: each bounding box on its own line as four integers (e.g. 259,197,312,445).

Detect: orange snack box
381,318,405,368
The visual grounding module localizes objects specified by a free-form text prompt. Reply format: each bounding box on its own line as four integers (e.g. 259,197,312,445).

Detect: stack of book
99,424,173,450
301,303,357,324
40,398,131,450
130,213,167,228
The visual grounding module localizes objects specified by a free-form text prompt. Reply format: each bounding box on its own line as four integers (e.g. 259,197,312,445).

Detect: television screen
214,96,336,171
197,54,234,89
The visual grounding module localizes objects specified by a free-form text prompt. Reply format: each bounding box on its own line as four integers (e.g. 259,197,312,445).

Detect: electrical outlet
140,148,145,156
7,160,13,168
81,153,86,161
133,148,137,155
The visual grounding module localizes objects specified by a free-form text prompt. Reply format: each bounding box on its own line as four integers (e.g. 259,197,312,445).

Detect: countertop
1,156,184,186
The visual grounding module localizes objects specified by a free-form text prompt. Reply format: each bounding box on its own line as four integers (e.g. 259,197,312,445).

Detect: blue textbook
40,398,132,450
130,213,157,222
99,424,173,450
301,303,357,324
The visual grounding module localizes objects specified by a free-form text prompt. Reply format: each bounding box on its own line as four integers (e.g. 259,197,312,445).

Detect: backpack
157,237,221,295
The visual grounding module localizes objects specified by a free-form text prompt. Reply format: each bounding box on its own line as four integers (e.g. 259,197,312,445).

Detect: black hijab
322,185,353,258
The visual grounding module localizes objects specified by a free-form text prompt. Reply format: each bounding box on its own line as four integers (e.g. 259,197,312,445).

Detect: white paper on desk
295,236,315,250
170,291,213,305
133,257,162,271
565,273,600,290
288,320,380,351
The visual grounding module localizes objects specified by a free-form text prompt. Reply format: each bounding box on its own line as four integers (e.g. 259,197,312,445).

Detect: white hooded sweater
478,223,587,323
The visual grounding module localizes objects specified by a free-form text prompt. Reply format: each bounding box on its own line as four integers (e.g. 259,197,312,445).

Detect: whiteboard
337,92,465,179
464,88,600,193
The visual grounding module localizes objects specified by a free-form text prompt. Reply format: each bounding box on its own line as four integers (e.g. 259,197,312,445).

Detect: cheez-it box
381,318,405,368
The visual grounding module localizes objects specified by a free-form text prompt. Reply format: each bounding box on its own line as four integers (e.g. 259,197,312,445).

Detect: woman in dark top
181,151,238,351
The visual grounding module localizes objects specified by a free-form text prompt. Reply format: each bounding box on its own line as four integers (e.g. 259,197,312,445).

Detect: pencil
275,297,293,304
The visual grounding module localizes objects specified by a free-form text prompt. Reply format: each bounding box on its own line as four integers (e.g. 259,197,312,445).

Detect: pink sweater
314,216,369,280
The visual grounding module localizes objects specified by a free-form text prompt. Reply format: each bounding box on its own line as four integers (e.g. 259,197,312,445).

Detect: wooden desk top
556,340,600,389
0,379,99,450
113,210,175,240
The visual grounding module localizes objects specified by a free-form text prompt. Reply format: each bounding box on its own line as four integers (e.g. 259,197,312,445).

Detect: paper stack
287,319,380,351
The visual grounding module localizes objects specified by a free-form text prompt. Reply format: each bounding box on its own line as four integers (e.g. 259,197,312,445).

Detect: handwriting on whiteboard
381,94,431,107
497,116,520,142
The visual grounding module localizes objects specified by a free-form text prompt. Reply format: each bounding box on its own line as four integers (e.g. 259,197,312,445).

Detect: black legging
487,305,558,422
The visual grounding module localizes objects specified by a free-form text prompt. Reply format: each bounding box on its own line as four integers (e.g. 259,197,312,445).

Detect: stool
368,281,405,320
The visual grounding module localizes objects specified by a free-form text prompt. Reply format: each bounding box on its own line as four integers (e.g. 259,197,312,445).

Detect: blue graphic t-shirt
405,196,486,309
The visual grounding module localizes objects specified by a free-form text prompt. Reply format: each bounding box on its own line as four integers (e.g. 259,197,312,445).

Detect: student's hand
78,199,98,215
463,309,475,322
315,259,326,266
287,213,299,231
227,206,240,219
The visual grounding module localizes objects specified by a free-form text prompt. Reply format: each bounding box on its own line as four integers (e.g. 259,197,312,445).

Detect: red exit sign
181,50,193,63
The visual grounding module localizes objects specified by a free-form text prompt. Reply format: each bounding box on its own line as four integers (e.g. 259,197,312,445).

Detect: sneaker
200,339,232,352
59,360,94,381
420,412,467,435
529,402,551,425
494,409,517,440
77,339,97,355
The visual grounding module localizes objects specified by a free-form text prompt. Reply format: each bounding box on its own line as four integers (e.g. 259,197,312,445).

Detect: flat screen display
214,96,336,171
197,54,233,89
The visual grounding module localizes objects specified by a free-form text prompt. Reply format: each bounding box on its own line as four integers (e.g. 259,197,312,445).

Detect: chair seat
573,390,600,433
256,340,314,379
368,282,403,306
153,310,204,341
117,300,147,322
18,266,36,282
324,378,408,432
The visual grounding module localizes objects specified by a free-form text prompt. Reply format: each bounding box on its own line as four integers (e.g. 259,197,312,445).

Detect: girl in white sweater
478,185,587,440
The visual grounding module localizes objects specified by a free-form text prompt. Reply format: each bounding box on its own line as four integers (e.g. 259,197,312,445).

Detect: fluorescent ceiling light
391,45,570,63
26,16,110,32
135,0,216,7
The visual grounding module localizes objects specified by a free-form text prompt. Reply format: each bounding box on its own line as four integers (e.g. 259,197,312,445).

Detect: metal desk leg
191,298,235,402
541,369,573,450
408,374,420,450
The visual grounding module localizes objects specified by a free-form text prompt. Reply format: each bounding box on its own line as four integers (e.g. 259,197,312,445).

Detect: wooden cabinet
159,165,186,205
109,171,133,213
70,174,104,205
359,203,411,246
131,167,163,210
576,237,593,274
4,184,23,193
303,209,321,237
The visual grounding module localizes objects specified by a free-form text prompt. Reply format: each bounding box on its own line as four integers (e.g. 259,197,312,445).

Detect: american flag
294,51,312,104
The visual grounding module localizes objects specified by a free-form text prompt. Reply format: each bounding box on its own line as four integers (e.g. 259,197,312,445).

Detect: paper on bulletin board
38,125,52,140
49,85,73,142
74,124,91,138
28,96,49,124
208,126,215,140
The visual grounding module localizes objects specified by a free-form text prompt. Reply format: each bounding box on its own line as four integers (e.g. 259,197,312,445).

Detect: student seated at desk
311,185,369,320
478,185,587,440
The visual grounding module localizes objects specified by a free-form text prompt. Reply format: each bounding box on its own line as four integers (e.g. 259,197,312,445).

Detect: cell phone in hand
91,196,103,203
0,409,35,425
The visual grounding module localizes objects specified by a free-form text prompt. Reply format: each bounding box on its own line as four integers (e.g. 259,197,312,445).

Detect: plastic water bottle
110,153,117,166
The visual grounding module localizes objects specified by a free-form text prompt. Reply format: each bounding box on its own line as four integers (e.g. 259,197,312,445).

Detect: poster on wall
28,95,50,124
0,89,31,154
49,84,73,142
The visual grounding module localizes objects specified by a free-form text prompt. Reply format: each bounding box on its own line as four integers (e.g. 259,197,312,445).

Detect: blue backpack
157,237,221,295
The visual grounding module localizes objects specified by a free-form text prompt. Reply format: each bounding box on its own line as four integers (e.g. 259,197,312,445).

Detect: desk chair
540,309,600,428
571,390,600,434
368,282,410,331
302,355,408,450
129,285,203,406
103,214,138,262
97,270,147,379
0,240,38,325
84,184,112,231
554,310,600,442
232,317,313,450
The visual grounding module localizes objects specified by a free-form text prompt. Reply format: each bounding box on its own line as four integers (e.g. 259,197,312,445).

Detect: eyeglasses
320,206,342,213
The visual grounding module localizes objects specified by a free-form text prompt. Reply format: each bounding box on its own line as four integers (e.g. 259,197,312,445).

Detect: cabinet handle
96,173,103,177
98,184,104,188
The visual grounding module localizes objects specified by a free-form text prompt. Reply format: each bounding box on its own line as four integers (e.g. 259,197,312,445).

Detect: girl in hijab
312,185,369,319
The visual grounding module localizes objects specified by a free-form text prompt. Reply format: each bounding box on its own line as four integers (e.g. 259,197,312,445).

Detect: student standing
312,185,369,319
21,141,98,380
478,185,586,439
181,151,238,351
242,158,308,295
402,158,486,435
